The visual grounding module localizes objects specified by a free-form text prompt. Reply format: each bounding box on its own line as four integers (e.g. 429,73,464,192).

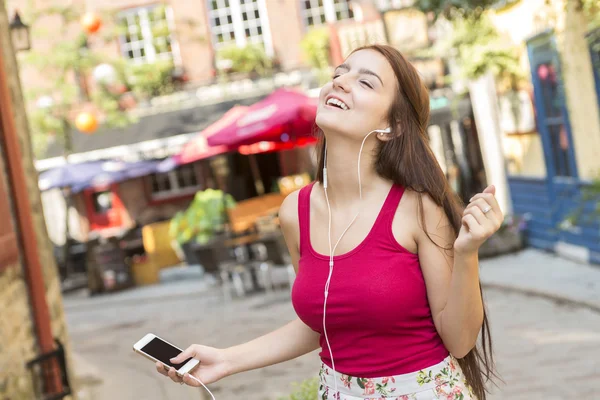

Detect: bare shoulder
278,189,302,265
391,188,420,253
278,189,301,230
393,189,452,251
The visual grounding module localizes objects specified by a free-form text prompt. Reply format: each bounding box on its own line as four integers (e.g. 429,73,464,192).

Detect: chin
316,110,353,136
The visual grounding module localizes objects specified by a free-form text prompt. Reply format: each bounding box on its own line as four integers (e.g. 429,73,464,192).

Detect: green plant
125,60,176,99
300,27,331,85
579,0,600,28
278,377,319,400
169,189,236,245
217,44,273,76
562,176,600,229
431,14,523,81
21,5,134,157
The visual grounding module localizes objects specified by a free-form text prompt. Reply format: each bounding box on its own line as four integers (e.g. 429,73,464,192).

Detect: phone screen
141,337,193,370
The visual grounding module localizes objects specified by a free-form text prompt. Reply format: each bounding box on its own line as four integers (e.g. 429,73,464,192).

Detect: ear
376,127,394,142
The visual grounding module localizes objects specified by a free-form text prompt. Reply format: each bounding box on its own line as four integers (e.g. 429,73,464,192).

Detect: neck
323,133,384,206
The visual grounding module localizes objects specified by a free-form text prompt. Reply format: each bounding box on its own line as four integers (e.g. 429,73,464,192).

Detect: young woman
157,44,500,400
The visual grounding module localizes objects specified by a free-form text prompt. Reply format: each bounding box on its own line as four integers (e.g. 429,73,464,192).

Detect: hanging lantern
9,11,31,52
92,63,117,85
81,12,102,34
75,112,98,134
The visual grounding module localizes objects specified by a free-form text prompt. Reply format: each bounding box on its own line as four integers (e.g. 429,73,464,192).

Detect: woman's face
316,49,397,140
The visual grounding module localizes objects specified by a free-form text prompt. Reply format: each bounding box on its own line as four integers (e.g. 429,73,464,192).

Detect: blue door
526,31,580,242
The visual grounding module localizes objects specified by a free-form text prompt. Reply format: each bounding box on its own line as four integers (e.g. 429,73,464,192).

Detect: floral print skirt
318,356,476,400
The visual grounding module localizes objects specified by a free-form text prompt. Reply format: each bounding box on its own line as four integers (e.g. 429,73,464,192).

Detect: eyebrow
335,63,384,86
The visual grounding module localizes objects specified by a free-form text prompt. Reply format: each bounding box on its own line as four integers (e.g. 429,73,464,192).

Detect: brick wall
1,0,76,397
0,152,37,398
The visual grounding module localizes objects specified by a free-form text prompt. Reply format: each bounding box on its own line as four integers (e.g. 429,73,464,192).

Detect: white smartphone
133,333,200,376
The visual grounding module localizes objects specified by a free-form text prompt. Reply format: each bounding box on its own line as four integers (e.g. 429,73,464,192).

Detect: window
149,164,200,200
536,60,574,177
92,191,114,214
118,5,179,64
302,0,354,27
208,0,272,54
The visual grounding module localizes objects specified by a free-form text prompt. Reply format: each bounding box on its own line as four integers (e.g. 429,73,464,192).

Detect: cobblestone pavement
65,284,600,400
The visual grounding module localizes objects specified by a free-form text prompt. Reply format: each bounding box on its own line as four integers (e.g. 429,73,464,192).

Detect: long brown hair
315,44,495,399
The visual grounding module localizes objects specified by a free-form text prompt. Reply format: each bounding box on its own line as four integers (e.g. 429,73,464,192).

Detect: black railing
26,339,72,400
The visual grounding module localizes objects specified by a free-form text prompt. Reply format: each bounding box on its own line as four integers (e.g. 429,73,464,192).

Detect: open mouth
326,97,349,110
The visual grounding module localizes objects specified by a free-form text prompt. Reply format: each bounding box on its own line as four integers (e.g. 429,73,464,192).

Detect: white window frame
118,4,182,65
302,0,355,28
148,164,201,201
207,0,273,56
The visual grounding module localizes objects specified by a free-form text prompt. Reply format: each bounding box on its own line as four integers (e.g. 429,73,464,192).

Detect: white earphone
322,127,391,395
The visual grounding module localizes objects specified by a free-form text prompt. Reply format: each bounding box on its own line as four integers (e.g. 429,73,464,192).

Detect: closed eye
360,80,373,89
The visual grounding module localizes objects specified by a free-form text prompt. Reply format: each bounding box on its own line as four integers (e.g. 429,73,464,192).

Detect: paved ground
64,249,600,400
479,248,600,311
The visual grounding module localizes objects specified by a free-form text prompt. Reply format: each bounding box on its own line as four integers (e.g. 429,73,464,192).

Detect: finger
156,362,168,377
182,373,201,387
171,345,197,364
464,204,489,226
466,199,496,221
483,185,496,195
167,367,183,383
462,214,485,237
470,192,500,213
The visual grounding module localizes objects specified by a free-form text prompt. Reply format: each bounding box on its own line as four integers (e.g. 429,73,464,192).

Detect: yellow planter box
142,221,182,270
131,259,160,286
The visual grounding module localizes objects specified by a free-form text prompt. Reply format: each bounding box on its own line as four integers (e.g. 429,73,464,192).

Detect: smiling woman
154,44,500,400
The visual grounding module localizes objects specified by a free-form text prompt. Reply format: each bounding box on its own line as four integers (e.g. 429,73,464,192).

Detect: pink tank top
291,182,448,378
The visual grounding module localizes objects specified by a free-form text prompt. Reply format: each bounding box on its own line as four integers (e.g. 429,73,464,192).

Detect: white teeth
326,98,349,110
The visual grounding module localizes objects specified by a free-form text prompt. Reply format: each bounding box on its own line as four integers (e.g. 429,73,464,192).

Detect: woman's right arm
160,189,320,386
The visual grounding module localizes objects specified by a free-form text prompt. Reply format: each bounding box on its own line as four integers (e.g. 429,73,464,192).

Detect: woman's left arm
417,186,503,359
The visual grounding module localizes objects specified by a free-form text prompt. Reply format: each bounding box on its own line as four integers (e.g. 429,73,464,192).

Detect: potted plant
278,377,319,400
169,189,236,266
300,27,331,86
216,44,273,80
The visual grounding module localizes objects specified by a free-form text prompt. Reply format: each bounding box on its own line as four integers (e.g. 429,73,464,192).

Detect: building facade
0,2,76,398
7,0,385,90
491,0,600,263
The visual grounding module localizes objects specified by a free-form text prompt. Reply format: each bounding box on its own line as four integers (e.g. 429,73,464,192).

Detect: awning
206,88,317,147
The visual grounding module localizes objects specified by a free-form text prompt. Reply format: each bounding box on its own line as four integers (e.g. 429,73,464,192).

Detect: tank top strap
371,184,406,236
297,182,315,255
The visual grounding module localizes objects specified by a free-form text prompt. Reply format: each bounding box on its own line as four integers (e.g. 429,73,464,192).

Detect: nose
332,75,350,93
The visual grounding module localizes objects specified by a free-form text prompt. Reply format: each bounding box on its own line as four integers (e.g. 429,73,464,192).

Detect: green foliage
125,60,176,99
169,189,236,245
438,15,523,80
300,28,331,85
564,176,600,228
277,377,319,400
582,0,600,29
22,6,134,158
217,44,273,76
413,0,501,20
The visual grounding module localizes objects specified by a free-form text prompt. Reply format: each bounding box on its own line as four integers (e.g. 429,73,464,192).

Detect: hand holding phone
161,343,231,387
133,333,200,376
133,333,229,391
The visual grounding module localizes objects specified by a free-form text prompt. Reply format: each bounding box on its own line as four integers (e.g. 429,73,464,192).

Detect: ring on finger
482,206,492,214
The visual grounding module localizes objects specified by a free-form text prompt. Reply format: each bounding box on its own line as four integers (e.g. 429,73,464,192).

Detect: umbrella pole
248,154,265,195
61,117,73,280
